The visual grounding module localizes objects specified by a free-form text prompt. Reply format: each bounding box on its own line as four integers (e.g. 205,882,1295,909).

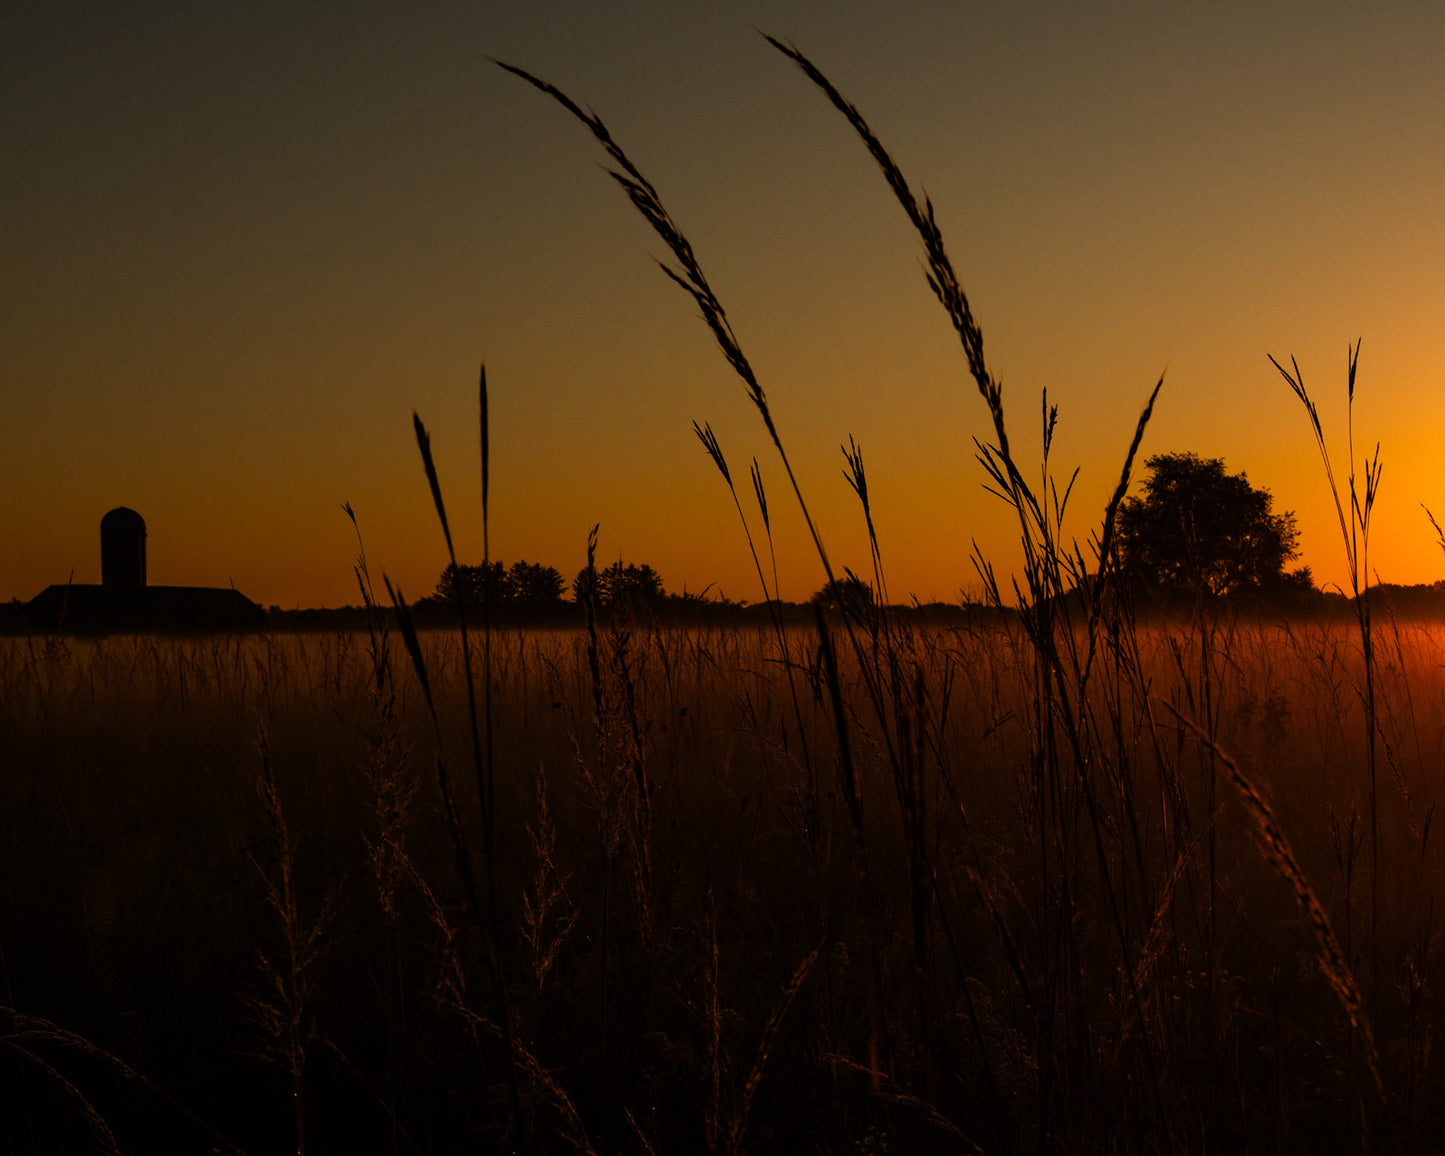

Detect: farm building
25,507,264,633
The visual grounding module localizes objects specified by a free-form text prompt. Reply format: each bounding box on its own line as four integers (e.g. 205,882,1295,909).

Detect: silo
101,507,147,587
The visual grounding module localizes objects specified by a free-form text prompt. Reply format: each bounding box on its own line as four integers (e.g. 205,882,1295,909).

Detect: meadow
3,605,1445,1153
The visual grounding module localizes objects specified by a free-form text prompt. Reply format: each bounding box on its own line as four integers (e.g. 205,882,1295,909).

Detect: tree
1117,452,1310,601
507,560,566,604
429,560,565,606
572,561,665,609
433,562,511,604
811,574,875,615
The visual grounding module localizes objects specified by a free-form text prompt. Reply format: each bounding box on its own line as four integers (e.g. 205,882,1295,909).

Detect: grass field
3,608,1444,1153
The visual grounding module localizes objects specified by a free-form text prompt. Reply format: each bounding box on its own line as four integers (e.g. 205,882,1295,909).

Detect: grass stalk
1272,343,1383,1007
398,395,526,1146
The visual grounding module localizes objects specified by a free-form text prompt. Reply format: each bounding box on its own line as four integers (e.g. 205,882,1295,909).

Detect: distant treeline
416,559,685,610
8,579,1445,636
1115,581,1445,618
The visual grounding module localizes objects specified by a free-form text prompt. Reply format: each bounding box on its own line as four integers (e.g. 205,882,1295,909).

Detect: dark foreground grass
2,613,1444,1153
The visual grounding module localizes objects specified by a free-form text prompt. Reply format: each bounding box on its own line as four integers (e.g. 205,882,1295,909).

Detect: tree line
413,452,1328,615
418,559,678,610
419,558,887,613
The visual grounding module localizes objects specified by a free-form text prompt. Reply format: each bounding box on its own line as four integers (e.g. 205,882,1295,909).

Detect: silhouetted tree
507,560,566,604
811,574,875,615
430,560,565,606
572,566,596,606
572,561,665,608
434,562,509,604
1117,452,1311,601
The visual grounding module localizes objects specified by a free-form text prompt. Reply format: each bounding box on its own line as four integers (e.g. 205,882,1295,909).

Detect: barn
25,508,265,633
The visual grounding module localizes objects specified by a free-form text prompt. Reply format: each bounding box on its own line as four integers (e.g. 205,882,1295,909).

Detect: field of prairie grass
4,607,1445,1153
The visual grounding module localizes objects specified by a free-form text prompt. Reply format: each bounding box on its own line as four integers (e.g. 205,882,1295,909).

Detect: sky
5,1,1445,608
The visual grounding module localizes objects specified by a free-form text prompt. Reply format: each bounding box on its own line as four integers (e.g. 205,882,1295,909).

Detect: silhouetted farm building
26,508,264,633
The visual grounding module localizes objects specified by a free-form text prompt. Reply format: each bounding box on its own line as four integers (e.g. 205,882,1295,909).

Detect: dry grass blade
695,420,779,607
842,435,888,608
244,729,346,1156
764,35,1003,454
479,363,490,514
1269,345,1357,579
1424,504,1445,559
1271,339,1386,1042
447,1002,601,1156
493,63,760,422
1094,374,1164,584
813,603,863,841
342,500,391,697
383,576,433,710
841,435,867,507
750,458,769,533
694,420,732,487
821,1051,983,1152
496,56,837,586
407,409,495,870
724,943,820,1156
706,903,722,1155
317,1033,424,1156
1081,373,1164,681
3,1008,251,1154
403,402,510,1083
964,865,1033,1013
623,1105,660,1156
3,1037,122,1155
382,577,488,972
582,524,604,732
478,362,501,888
521,766,577,996
1134,830,1207,994
413,413,457,566
1168,710,1386,1097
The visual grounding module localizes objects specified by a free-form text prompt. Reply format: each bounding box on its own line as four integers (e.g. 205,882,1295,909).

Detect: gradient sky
6,2,1445,607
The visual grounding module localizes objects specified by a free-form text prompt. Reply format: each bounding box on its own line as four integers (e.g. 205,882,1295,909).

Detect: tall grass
5,611,1445,1150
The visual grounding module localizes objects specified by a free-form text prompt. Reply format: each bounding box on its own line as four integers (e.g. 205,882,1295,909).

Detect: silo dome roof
101,507,146,530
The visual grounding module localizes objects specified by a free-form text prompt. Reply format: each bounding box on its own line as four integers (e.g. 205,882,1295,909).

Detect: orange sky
5,3,1445,607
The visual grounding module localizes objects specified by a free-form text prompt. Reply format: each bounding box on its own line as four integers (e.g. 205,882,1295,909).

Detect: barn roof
24,585,264,634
